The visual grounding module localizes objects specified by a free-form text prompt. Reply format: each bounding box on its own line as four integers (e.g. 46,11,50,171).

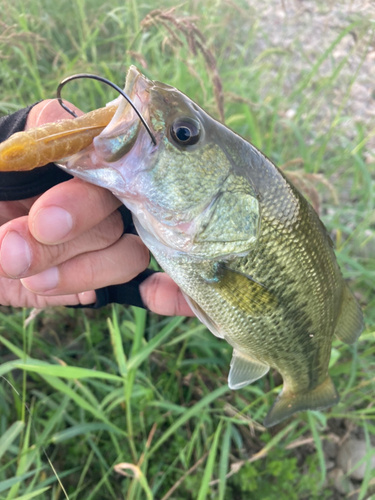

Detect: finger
0,276,96,308
0,210,123,279
140,273,195,317
25,99,83,129
28,177,121,244
20,234,150,294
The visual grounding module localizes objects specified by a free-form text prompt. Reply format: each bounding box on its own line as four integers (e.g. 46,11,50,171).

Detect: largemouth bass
45,67,367,426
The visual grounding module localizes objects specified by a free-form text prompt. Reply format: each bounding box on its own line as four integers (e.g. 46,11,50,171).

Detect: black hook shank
56,73,156,145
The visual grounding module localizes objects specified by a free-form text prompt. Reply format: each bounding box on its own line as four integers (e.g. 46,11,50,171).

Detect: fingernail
0,231,31,277
33,206,73,243
78,290,97,305
21,266,59,292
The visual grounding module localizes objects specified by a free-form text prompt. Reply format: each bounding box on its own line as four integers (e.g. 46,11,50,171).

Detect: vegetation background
0,0,374,498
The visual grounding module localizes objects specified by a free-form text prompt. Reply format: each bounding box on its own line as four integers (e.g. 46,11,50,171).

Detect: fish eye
170,118,201,146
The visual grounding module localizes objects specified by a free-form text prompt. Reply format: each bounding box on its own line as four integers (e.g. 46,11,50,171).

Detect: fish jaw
58,66,158,197
57,69,200,256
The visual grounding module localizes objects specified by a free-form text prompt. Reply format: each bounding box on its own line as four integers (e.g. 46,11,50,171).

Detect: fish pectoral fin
214,266,278,317
334,284,364,345
263,376,339,428
182,292,224,339
228,349,269,389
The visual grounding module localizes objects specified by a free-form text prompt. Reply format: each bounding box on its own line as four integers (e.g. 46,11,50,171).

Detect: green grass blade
12,487,51,500
307,412,326,486
52,423,118,443
16,362,123,382
108,311,127,376
0,471,43,494
218,422,232,500
149,385,229,457
358,422,373,500
197,421,223,500
293,21,360,97
0,421,24,461
0,314,24,335
131,307,147,357
6,408,34,500
41,375,126,436
0,3,373,498
127,316,184,371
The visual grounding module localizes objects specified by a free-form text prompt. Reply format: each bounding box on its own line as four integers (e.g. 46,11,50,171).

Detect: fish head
60,66,260,259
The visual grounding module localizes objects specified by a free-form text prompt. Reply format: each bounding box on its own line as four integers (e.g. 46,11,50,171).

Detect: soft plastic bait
0,105,116,172
0,73,156,172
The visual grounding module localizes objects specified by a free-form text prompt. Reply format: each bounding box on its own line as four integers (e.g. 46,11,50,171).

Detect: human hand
0,100,193,315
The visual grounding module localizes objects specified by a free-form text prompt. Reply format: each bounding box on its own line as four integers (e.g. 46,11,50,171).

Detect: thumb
25,99,84,129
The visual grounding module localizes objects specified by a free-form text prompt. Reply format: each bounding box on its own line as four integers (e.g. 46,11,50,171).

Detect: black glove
0,105,155,309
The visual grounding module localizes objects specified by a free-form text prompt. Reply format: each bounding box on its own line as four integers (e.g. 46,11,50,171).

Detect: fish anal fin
334,285,364,345
228,349,269,390
263,376,339,428
182,292,224,339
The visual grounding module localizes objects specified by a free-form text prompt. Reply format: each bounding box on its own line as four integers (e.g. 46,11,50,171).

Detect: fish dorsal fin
334,284,364,345
263,376,339,427
213,266,278,317
228,349,269,390
182,292,224,339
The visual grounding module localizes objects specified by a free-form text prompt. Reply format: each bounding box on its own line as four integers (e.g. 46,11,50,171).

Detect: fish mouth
93,66,153,162
58,66,155,196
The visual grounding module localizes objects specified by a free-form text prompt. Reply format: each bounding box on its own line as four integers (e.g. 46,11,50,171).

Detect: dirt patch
245,0,375,160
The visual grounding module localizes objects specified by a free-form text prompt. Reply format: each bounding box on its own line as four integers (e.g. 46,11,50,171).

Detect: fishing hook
56,73,157,145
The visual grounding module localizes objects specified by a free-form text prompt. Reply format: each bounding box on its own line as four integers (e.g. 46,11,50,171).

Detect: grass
1,0,375,498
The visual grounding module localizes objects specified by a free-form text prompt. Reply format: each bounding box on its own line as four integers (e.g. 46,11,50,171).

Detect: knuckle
124,235,150,273
137,242,151,271
81,257,98,289
27,240,68,275
140,273,161,311
90,211,123,249
44,240,70,265
60,253,97,291
80,181,120,217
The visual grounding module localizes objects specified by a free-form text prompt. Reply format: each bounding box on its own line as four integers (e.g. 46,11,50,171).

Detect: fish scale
57,67,363,426
0,65,361,427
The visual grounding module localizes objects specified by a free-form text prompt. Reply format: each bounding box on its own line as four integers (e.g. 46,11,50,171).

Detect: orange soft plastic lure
0,104,116,172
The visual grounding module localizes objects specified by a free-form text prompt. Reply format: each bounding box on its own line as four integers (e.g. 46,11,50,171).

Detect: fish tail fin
263,376,339,428
334,284,364,345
